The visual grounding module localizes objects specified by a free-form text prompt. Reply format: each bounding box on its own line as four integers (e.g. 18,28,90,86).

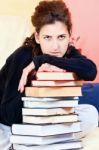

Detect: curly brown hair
23,0,72,56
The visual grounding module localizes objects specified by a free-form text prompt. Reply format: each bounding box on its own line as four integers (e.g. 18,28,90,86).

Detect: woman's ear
34,32,40,44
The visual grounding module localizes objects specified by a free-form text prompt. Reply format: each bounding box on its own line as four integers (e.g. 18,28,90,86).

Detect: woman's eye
58,35,66,40
44,36,51,40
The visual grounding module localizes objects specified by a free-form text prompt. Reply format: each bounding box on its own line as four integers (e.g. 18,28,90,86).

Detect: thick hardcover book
31,80,82,87
36,72,77,80
12,140,82,150
22,107,75,116
10,133,74,145
12,122,81,136
25,86,82,97
23,114,78,124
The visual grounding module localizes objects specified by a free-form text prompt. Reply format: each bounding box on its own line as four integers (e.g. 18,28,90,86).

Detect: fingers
38,63,66,72
18,62,35,93
38,63,52,72
18,69,28,93
18,62,66,93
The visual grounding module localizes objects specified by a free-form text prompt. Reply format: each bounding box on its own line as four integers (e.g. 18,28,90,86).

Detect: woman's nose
52,39,59,50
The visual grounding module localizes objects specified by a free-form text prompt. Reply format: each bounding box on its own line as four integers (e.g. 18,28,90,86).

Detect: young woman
0,0,98,147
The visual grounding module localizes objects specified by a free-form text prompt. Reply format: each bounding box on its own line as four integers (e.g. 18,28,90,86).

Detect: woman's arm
18,62,35,93
32,50,97,81
18,47,97,92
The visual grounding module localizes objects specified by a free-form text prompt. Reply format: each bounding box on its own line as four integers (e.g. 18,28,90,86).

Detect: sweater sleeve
32,48,97,81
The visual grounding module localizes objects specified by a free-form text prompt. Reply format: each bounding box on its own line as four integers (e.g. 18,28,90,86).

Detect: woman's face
35,21,70,57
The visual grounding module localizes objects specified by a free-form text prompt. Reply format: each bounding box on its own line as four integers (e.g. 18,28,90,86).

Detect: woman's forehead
39,21,68,34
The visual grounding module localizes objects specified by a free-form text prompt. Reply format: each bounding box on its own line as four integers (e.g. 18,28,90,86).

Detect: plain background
0,0,99,82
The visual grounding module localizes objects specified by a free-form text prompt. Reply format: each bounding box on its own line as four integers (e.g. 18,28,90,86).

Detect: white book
32,80,82,87
22,107,75,116
10,133,74,145
12,122,81,136
13,140,82,150
22,96,79,102
23,114,78,124
36,72,77,80
23,100,78,108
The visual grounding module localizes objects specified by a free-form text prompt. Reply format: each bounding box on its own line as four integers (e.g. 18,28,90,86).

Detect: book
36,72,77,80
31,80,82,87
25,86,82,97
12,140,82,150
23,99,78,108
10,133,74,145
12,122,81,136
22,107,75,116
22,96,78,102
23,114,78,124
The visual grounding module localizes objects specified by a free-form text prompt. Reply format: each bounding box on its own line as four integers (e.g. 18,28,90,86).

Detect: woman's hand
18,62,66,93
18,62,35,93
38,63,66,72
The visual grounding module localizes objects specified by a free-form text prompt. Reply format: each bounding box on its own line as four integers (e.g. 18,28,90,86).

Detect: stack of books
10,72,83,150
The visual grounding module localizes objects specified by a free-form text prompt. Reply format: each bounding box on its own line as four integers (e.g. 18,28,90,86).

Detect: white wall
0,0,41,68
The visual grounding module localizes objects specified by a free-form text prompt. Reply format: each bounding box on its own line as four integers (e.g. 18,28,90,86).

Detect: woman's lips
49,52,60,56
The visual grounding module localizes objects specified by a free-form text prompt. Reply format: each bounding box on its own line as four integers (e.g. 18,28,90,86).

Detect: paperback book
22,107,75,116
12,140,82,150
23,114,78,124
12,122,81,136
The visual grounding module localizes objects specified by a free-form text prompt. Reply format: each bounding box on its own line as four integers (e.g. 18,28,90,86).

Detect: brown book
36,72,77,80
25,86,82,97
31,80,82,87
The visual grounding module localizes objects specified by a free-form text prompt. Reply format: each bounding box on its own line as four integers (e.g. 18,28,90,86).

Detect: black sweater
0,46,97,126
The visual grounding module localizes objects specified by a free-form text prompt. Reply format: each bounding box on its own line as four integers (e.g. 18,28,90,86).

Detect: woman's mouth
49,52,61,56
